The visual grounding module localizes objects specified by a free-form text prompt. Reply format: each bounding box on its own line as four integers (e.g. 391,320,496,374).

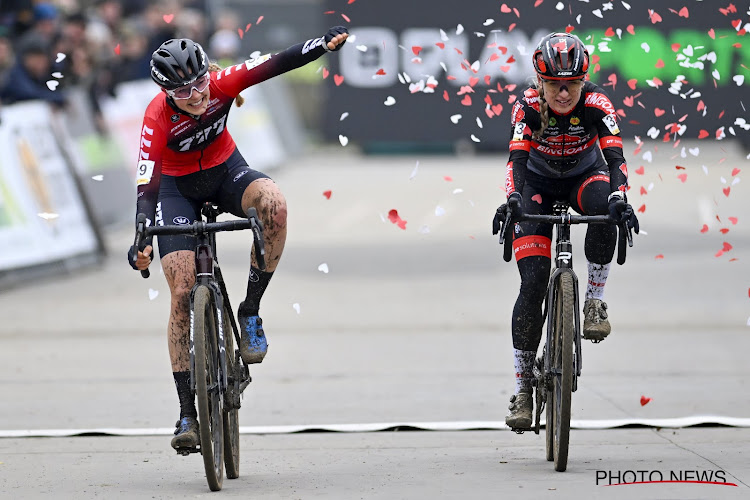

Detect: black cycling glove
608,195,640,234
492,191,522,234
324,26,348,52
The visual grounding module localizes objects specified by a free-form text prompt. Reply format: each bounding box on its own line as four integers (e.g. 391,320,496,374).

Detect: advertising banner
0,102,100,273
322,0,750,150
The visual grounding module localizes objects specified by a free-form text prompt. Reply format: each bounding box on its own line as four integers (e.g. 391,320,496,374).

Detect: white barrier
0,102,101,273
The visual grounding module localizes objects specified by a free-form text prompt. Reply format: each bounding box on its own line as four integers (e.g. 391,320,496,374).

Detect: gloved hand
608,194,640,234
324,26,349,52
492,191,522,234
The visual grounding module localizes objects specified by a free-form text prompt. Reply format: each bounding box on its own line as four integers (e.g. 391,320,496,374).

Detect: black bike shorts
155,148,271,258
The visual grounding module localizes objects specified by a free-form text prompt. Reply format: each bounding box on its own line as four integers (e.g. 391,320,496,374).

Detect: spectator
0,26,14,88
0,33,65,106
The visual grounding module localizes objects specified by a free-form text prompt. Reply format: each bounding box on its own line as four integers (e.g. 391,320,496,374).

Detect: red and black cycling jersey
135,37,329,225
504,80,628,197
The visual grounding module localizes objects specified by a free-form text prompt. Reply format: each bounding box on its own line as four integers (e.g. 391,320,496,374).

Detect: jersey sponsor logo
178,115,227,151
139,124,154,160
544,133,587,145
534,141,592,156
509,140,530,152
136,159,155,186
570,116,580,125
173,216,191,225
155,201,163,226
170,114,180,123
513,122,526,141
505,161,515,195
602,114,620,134
585,92,617,117
302,37,325,55
244,53,271,71
248,268,260,283
600,135,623,149
233,170,248,182
549,117,557,126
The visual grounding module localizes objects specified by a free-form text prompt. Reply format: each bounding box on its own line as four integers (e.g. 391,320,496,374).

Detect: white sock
586,261,611,300
513,349,536,394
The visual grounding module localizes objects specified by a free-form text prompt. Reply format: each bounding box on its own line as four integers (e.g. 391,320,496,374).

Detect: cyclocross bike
495,200,634,472
133,203,266,491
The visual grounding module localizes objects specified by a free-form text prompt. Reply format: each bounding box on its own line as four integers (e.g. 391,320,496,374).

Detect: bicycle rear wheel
222,305,241,479
551,272,575,472
194,286,224,491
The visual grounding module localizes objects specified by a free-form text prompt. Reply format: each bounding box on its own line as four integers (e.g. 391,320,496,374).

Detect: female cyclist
128,27,348,449
495,32,638,429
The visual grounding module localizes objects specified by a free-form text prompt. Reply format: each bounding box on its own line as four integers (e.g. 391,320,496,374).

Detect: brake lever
135,213,150,279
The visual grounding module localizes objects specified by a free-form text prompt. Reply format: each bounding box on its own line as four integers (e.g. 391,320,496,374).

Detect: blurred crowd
0,0,245,128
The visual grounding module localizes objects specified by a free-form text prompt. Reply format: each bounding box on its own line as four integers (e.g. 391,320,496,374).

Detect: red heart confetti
237,28,244,39
626,25,635,35
605,27,615,37
627,79,637,90
436,42,445,49
731,168,741,176
443,176,453,182
700,224,709,233
565,25,575,33
333,74,344,86
708,28,716,39
678,6,689,17
640,186,648,195
654,108,665,117
729,217,738,224
677,173,687,183
638,204,646,213
719,228,730,234
387,209,407,230
635,166,645,175
323,190,332,199
531,194,543,204
163,14,174,23
114,44,120,55
412,46,422,56
655,254,664,259
671,43,681,52
640,395,652,406
257,16,264,24
698,130,709,139
723,187,731,197
341,14,351,22
649,10,662,23
655,59,665,68
500,3,512,13
461,95,472,106
322,67,329,79
723,242,733,252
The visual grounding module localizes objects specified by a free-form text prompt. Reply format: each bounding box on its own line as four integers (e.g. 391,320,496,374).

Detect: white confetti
91,175,104,181
689,147,699,156
732,177,741,186
702,165,709,175
435,206,446,217
646,127,659,139
712,69,721,80
292,303,301,314
37,212,59,220
647,182,654,191
339,135,349,147
384,96,396,106
484,19,494,26
356,45,368,52
621,1,631,9
410,161,419,180
643,151,653,163
555,2,564,10
456,24,464,35
148,289,159,301
470,134,480,143
418,225,430,234
452,188,464,194
440,29,449,41
592,9,603,18
51,72,63,79
340,112,349,121
720,176,727,184
470,60,480,72
641,42,650,53
55,53,65,63
45,80,59,91
476,117,483,128
450,114,462,124
317,263,329,274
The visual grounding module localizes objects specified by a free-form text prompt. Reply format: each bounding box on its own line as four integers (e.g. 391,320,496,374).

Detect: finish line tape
2,416,750,438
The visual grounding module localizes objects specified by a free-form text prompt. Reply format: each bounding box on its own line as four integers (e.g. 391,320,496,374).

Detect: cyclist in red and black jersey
128,27,348,450
495,32,639,429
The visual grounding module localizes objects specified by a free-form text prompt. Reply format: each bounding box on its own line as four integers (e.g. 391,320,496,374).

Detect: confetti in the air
163,14,174,23
323,190,332,199
46,80,58,91
339,135,349,146
317,263,329,274
384,96,396,106
388,209,407,230
292,303,301,314
148,289,159,301
410,161,419,180
55,53,65,63
435,206,446,217
92,175,104,181
640,395,652,406
37,212,59,220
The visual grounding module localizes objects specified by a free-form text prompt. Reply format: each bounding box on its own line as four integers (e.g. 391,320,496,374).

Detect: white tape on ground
1,416,749,438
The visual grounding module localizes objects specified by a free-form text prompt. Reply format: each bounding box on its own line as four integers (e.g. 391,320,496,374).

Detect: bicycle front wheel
551,272,575,472
194,286,224,491
222,305,240,479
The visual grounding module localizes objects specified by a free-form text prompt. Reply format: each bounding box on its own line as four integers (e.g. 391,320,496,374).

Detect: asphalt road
1,142,748,498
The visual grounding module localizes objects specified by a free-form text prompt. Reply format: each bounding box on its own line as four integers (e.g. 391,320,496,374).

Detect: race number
513,122,526,141
136,160,155,186
602,114,620,135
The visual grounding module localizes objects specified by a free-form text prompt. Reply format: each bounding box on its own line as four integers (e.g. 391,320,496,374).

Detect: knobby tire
552,272,574,472
194,286,224,491
222,305,241,479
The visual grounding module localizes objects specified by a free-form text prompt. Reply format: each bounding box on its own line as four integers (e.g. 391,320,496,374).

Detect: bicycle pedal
175,447,199,456
511,427,531,434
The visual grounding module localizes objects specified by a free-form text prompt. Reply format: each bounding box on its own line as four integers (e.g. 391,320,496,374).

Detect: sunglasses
542,78,585,91
166,73,210,99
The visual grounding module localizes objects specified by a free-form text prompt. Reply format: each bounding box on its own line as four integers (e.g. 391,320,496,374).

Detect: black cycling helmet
533,32,589,80
150,38,208,89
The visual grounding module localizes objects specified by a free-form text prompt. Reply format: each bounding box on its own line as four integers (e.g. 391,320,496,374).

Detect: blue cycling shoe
171,416,199,450
238,306,267,364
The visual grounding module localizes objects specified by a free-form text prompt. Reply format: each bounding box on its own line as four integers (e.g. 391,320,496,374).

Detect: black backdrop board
322,0,750,152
